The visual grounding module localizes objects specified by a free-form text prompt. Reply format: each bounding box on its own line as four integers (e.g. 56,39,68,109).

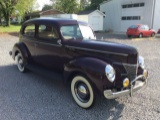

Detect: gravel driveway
0,33,160,120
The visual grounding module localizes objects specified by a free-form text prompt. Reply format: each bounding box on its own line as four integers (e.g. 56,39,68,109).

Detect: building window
122,16,141,20
122,2,145,9
122,17,126,20
140,3,145,7
128,4,132,8
122,5,127,8
133,16,139,20
127,16,132,20
133,3,139,7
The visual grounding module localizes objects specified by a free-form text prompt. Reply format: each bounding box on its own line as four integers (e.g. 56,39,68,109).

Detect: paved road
0,33,160,120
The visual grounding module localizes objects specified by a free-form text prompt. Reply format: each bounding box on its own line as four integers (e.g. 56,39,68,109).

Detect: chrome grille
123,64,137,81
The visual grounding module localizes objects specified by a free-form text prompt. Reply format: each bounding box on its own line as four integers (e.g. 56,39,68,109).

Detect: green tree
54,0,79,13
0,0,18,26
42,4,53,11
0,7,3,25
15,0,36,16
86,0,105,10
0,0,36,26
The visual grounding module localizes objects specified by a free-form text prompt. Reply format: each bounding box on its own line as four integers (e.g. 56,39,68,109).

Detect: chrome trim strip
114,62,137,67
104,73,147,99
23,39,61,47
65,45,128,56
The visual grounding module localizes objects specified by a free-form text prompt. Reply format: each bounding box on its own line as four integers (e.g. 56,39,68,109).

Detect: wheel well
66,71,99,93
67,71,84,85
14,51,20,59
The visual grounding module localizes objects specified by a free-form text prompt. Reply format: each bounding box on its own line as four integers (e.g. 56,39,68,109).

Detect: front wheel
71,75,95,109
151,33,155,37
139,33,143,38
15,53,26,72
128,35,131,38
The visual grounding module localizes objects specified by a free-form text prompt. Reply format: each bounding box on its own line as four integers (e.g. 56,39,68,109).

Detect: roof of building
25,9,64,17
77,10,96,15
99,0,112,5
77,10,105,16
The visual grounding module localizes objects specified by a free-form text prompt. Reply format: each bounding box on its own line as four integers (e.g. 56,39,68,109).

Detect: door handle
57,39,62,46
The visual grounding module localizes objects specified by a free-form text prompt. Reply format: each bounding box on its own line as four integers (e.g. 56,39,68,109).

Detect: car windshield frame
60,24,96,41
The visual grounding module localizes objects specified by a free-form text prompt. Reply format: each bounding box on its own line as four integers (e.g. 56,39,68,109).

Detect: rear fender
12,42,31,63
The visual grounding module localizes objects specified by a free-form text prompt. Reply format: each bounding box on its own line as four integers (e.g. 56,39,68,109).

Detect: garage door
90,16,101,31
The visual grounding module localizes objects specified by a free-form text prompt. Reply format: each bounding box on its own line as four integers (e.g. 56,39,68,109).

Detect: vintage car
158,29,160,34
10,18,148,109
127,24,156,38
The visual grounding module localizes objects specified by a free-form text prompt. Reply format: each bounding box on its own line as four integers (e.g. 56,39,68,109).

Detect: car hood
64,39,138,64
65,39,138,56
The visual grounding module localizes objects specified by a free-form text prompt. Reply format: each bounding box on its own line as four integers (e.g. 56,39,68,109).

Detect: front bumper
104,70,148,99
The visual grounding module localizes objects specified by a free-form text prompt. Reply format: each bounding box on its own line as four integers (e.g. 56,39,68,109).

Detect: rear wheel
151,33,155,37
71,75,94,109
128,35,131,38
139,33,143,38
15,53,25,72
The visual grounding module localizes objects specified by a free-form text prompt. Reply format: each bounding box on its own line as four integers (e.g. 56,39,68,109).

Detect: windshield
129,25,138,29
60,24,96,40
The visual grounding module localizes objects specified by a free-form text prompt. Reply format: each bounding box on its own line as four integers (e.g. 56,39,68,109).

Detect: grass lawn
0,25,21,33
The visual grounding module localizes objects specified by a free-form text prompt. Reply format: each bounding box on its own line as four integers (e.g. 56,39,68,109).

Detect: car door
21,24,37,61
139,25,146,36
34,24,64,73
144,25,150,36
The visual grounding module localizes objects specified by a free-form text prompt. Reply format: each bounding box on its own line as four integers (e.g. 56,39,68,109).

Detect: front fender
64,57,113,93
12,42,31,63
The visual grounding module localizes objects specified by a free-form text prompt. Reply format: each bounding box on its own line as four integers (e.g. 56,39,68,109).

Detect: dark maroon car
10,18,148,109
158,29,160,34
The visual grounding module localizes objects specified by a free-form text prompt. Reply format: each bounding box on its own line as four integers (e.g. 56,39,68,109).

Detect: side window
38,25,59,40
24,24,35,37
140,26,145,30
144,25,149,30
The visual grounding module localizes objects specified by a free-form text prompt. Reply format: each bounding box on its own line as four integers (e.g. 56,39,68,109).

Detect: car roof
23,18,88,26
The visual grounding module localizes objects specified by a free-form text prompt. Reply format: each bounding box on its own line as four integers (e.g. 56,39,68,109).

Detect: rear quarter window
23,24,35,37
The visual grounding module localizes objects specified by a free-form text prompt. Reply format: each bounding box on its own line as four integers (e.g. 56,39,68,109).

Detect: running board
26,64,63,80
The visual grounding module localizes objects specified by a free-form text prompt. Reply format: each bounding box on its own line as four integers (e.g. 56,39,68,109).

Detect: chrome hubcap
78,85,87,94
75,82,90,103
17,55,24,71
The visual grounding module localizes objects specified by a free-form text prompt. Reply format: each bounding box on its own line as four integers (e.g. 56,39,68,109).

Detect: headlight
138,56,145,69
105,64,115,82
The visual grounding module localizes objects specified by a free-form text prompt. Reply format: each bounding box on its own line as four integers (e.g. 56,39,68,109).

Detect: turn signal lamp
123,78,130,88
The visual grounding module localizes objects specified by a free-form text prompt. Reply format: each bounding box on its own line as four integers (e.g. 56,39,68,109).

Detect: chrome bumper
104,72,148,99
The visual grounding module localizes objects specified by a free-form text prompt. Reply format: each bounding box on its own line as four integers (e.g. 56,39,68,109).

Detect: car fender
12,42,31,63
64,57,111,92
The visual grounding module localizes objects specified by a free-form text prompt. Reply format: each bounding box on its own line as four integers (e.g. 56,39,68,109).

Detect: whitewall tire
71,75,94,109
15,53,25,72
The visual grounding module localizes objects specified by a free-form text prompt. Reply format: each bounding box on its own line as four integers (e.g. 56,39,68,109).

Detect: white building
78,10,105,31
100,0,160,32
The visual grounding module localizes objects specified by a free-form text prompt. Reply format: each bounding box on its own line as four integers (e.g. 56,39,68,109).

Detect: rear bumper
104,70,148,99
